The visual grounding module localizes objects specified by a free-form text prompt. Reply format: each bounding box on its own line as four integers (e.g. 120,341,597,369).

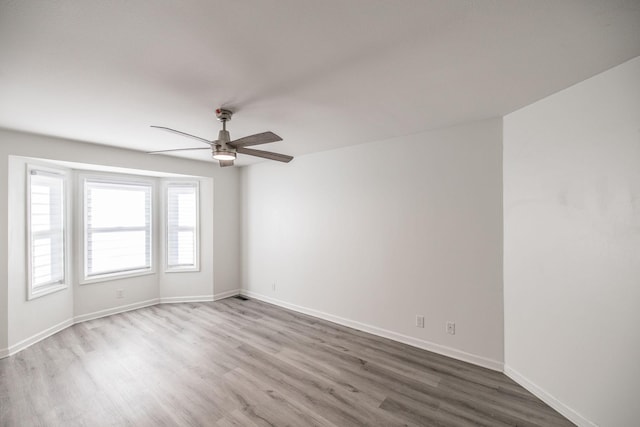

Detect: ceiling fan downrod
213,108,235,160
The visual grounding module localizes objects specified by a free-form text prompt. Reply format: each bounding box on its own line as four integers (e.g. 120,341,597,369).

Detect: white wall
242,118,504,368
0,128,241,353
504,56,640,427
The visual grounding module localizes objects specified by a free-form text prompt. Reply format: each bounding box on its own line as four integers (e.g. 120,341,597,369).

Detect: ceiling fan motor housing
214,127,234,160
218,129,231,144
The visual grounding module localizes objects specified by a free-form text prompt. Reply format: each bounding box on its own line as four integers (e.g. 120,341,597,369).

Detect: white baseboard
74,298,160,323
504,365,595,427
0,289,596,427
0,293,235,359
159,295,214,304
6,317,74,357
213,289,241,301
241,290,503,372
1,289,502,374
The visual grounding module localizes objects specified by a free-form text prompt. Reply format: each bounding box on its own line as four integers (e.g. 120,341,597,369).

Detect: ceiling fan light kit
148,108,293,167
212,149,236,161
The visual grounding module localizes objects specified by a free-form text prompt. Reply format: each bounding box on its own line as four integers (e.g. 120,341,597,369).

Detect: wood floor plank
230,344,415,427
0,297,575,426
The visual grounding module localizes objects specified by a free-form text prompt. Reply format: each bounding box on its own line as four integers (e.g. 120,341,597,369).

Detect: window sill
80,269,155,285
28,283,68,300
164,267,200,273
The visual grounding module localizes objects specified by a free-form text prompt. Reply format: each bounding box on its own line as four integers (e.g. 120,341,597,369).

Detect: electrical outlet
416,315,425,328
116,289,124,299
446,321,456,335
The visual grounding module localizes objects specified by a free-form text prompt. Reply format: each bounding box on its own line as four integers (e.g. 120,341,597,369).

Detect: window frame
164,180,200,273
26,164,69,300
80,173,155,284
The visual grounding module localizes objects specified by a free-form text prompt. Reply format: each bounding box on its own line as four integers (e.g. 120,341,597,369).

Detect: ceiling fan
147,108,293,167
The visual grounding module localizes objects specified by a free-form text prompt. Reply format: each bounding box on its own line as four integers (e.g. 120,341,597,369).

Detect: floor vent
234,295,249,301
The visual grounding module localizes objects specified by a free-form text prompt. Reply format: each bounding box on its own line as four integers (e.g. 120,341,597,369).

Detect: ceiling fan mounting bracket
215,108,233,122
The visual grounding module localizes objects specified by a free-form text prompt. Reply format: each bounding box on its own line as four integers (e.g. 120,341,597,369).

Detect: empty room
1,1,639,426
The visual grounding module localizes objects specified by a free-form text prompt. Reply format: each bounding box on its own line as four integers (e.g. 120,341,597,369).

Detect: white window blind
29,169,65,292
166,182,198,270
85,179,152,278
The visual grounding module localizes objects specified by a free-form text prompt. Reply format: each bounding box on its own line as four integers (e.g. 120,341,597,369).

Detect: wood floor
0,297,573,427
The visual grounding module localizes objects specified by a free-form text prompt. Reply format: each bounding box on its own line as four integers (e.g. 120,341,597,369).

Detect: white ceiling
1,1,639,166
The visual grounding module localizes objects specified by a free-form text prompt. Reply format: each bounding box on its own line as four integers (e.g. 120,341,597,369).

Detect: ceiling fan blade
147,147,210,154
237,147,293,163
219,160,234,167
228,131,282,148
150,126,212,145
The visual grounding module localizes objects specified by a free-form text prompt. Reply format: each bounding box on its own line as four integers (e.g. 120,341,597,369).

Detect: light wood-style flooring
0,297,574,426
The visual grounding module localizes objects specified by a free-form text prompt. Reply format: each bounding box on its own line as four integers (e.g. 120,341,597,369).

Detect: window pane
29,171,65,289
89,230,147,275
167,183,198,269
177,193,196,227
32,237,52,284
85,179,152,278
177,230,194,265
30,185,51,232
87,185,148,228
